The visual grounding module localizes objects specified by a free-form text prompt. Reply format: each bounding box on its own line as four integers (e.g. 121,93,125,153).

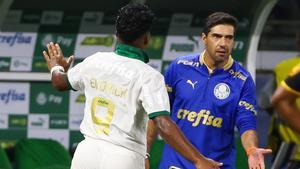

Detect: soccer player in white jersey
43,3,222,169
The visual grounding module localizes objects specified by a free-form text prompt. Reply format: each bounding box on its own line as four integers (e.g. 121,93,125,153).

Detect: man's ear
201,32,207,45
144,32,150,46
201,32,206,40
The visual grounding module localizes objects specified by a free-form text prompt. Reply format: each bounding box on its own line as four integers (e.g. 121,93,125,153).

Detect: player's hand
195,157,223,169
43,42,74,72
247,147,272,169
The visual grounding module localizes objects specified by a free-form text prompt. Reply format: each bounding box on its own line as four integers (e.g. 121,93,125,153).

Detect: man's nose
218,37,226,47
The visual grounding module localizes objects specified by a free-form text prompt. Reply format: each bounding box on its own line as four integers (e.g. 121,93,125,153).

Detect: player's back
68,51,159,156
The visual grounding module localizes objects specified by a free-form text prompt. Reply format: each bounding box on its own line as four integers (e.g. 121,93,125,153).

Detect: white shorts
71,137,144,169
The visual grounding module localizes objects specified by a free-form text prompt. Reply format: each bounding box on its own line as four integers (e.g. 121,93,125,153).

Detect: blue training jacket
159,53,257,169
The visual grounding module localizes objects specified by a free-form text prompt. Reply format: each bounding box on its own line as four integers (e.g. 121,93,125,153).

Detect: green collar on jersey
114,43,149,63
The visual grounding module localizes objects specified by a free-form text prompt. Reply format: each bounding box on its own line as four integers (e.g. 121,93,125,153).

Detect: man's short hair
115,3,155,43
202,12,238,36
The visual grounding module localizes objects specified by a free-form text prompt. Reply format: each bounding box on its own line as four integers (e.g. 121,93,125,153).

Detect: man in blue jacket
147,12,272,169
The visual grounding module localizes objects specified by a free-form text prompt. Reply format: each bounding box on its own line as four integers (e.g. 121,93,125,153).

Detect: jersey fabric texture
67,43,170,160
159,52,257,169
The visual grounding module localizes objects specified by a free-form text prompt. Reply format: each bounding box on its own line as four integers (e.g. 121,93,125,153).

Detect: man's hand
247,147,272,169
43,42,74,72
195,157,223,169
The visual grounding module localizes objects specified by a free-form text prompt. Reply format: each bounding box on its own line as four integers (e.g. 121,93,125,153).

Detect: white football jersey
67,51,170,156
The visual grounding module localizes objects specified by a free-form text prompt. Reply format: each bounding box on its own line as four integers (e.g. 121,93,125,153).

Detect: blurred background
0,0,299,168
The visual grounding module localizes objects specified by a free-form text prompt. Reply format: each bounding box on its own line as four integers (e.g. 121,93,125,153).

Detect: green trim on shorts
148,111,170,119
66,74,76,91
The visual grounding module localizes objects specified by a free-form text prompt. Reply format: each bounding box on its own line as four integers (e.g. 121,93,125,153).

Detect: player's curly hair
115,3,155,43
202,12,238,36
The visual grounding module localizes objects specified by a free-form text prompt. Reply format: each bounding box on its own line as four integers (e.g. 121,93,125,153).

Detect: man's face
202,24,235,65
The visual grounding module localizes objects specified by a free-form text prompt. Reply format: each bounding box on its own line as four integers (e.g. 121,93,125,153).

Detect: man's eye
226,36,234,40
212,34,221,38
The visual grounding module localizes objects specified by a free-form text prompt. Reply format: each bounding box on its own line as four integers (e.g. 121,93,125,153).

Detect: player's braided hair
202,12,238,36
115,3,155,43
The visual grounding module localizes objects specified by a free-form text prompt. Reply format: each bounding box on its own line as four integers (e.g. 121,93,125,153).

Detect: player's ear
201,32,206,40
144,32,150,46
201,32,207,45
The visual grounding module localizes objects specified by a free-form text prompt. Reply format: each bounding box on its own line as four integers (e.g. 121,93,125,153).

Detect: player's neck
117,34,147,49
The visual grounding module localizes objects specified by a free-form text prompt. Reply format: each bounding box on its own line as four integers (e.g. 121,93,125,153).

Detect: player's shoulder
85,51,114,60
170,53,200,68
144,63,163,77
117,56,159,75
174,53,199,63
130,62,164,86
78,52,118,67
275,56,300,71
228,61,252,81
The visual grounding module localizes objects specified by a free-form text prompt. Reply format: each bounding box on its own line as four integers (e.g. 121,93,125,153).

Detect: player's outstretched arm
43,42,74,91
145,119,158,169
152,115,223,169
241,130,272,169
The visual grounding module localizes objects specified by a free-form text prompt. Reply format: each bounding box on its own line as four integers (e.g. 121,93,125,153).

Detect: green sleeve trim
66,74,77,91
148,111,170,119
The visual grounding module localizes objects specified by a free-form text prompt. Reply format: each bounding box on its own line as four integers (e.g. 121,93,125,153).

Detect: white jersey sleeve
67,61,85,91
139,72,170,118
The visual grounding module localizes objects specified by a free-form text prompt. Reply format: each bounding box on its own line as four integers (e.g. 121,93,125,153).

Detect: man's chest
174,73,242,108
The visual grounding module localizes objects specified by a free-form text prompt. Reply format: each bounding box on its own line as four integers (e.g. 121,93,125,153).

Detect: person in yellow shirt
271,32,300,168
